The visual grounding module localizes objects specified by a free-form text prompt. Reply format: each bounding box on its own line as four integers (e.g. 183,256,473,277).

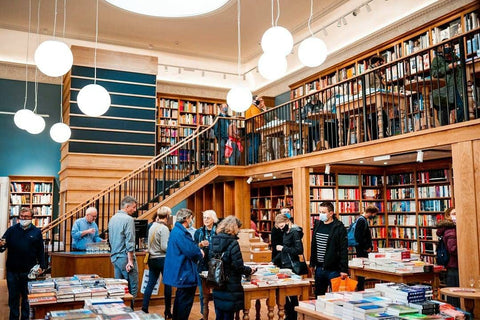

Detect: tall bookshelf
307,160,453,263
250,179,293,243
9,176,54,228
288,3,479,99
156,94,224,164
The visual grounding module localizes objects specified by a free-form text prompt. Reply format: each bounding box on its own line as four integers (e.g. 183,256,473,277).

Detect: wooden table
276,281,311,320
307,111,336,150
440,287,480,318
31,293,133,319
256,120,309,160
349,266,436,285
243,285,277,320
295,306,341,320
404,78,446,128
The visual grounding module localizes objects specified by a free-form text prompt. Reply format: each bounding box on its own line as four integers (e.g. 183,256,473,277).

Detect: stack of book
28,279,57,305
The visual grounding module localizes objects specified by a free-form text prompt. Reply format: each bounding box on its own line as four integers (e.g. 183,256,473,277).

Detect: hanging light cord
52,0,57,38
308,0,314,36
23,0,32,110
59,0,66,122
34,0,42,114
270,0,274,27
94,0,99,84
236,0,241,76
275,0,280,26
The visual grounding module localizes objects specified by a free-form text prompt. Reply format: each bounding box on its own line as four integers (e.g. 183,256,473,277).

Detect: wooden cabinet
9,176,54,228
289,3,480,99
306,160,453,263
250,179,293,243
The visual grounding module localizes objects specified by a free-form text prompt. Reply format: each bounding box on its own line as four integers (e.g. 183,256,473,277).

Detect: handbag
207,252,226,288
288,253,309,275
330,276,358,292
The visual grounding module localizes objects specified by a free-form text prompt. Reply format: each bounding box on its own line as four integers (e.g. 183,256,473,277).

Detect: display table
295,306,341,320
440,287,480,318
30,293,133,319
276,281,311,319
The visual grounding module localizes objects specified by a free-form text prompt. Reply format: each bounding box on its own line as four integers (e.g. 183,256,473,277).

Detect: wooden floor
0,280,275,320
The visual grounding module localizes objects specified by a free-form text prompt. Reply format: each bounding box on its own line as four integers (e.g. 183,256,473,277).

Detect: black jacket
209,233,252,312
354,216,372,258
273,225,304,268
310,219,348,274
270,226,284,260
194,224,217,271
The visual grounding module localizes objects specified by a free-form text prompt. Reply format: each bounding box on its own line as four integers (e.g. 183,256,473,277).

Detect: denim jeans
247,133,260,164
172,286,196,320
112,255,139,298
142,257,171,314
314,266,340,296
7,271,29,320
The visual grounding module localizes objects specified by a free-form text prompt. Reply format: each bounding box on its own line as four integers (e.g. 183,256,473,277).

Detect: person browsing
71,207,104,251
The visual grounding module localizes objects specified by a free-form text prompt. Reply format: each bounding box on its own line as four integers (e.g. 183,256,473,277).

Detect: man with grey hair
164,208,204,320
71,207,103,251
108,196,138,308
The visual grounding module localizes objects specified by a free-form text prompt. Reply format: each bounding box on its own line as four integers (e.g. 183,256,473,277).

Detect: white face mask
188,218,194,228
319,213,328,222
20,219,32,228
451,216,456,222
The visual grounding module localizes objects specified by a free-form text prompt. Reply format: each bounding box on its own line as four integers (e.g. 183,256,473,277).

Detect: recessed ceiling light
104,0,230,18
384,162,388,165
359,160,364,164
373,155,391,162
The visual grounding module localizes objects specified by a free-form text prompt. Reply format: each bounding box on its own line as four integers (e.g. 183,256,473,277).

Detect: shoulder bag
288,253,309,275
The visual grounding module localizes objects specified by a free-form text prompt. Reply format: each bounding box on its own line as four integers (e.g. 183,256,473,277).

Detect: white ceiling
0,0,448,93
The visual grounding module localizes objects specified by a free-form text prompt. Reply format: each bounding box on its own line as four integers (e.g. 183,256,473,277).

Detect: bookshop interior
1,0,480,319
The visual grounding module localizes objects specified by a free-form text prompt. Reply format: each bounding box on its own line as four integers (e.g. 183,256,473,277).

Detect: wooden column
451,140,480,306
234,178,251,229
292,167,311,260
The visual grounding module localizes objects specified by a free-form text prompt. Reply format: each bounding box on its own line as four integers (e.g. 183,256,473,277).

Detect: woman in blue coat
209,216,256,320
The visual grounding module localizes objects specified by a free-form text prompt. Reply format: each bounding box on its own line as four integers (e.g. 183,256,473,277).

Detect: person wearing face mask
310,201,349,296
353,205,379,291
164,208,204,320
436,207,459,307
0,207,45,320
194,210,218,317
431,40,465,126
214,103,230,165
71,207,104,251
271,208,292,260
273,213,304,320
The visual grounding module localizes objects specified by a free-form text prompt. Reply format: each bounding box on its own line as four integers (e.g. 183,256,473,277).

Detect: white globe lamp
14,109,35,130
77,84,111,117
261,26,293,56
50,122,71,143
258,53,287,80
34,40,73,77
26,114,46,134
227,86,252,113
298,37,328,67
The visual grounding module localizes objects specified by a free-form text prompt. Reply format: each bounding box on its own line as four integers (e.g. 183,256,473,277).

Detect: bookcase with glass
9,176,54,228
250,179,293,243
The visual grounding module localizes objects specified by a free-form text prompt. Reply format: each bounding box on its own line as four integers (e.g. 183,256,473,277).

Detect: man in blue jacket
0,207,45,320
164,208,204,320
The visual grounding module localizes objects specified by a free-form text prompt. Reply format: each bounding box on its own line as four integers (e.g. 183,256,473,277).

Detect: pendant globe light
226,0,252,113
261,25,293,56
26,68,46,135
77,0,111,117
258,52,287,80
34,0,73,77
50,0,71,143
14,0,35,131
298,0,328,67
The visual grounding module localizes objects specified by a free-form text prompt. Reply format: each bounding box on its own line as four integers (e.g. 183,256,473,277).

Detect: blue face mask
319,213,328,222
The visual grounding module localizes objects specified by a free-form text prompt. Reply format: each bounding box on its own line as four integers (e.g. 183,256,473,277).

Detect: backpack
347,216,366,247
436,236,449,267
207,252,227,288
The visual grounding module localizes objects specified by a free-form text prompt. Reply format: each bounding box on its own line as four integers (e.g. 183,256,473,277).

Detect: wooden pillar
292,167,311,260
235,178,251,229
451,140,480,310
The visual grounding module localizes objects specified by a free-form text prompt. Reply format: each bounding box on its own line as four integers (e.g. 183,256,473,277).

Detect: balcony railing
245,28,480,164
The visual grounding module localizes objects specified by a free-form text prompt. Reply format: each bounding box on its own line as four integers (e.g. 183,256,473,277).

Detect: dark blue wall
0,79,61,177
275,91,291,106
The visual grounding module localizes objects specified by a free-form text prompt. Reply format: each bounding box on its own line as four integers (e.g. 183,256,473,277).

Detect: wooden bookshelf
289,3,480,99
250,179,293,243
9,176,54,228
307,160,453,263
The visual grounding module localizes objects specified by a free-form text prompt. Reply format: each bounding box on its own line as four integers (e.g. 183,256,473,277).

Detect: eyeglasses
19,215,32,219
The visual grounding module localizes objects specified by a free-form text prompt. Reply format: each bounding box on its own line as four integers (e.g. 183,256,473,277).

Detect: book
386,304,418,315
